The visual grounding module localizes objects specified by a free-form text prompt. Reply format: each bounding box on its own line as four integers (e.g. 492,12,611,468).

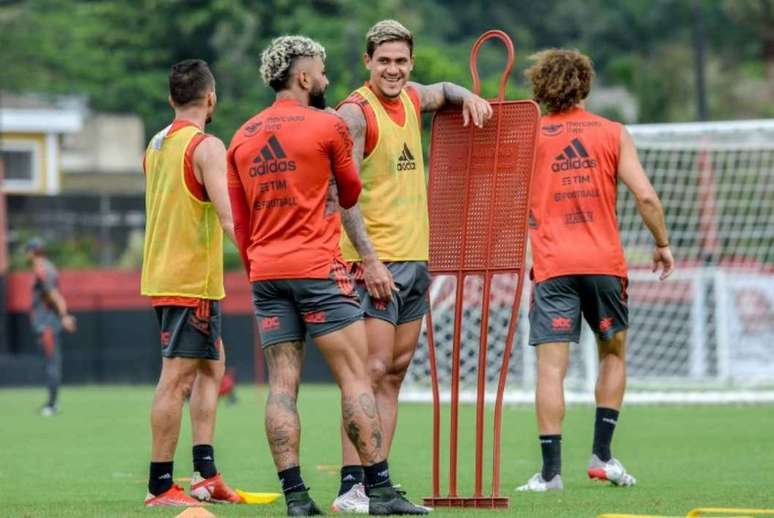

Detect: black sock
593,407,619,462
47,386,58,408
539,435,561,481
338,465,365,496
148,461,174,496
278,466,306,495
363,460,392,490
193,444,217,479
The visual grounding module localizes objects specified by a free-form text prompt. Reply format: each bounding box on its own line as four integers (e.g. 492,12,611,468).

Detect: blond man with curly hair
516,49,674,492
227,35,428,516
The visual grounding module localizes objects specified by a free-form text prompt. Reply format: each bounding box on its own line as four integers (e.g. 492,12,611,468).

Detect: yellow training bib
141,124,224,299
340,87,429,261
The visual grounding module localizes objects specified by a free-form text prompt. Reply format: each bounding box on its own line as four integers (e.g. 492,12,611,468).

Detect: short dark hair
168,59,215,106
25,237,45,255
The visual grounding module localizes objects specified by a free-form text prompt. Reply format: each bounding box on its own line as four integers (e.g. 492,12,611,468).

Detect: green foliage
223,238,244,272
1,0,773,135
9,228,98,271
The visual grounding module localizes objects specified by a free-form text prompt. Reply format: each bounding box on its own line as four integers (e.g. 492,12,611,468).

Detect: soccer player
516,49,674,492
227,36,427,516
332,19,492,511
141,59,241,506
25,238,76,416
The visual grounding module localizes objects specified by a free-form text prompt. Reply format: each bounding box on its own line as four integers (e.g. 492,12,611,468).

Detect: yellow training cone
235,489,282,504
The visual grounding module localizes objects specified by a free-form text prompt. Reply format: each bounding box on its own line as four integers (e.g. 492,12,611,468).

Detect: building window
3,149,33,180
1,140,40,191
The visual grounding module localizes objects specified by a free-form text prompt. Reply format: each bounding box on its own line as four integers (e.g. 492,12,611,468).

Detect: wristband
656,242,670,248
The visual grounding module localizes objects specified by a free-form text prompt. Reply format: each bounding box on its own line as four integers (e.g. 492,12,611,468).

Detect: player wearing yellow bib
332,20,493,512
141,59,241,507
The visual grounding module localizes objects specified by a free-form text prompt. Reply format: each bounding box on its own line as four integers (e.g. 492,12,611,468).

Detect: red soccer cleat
190,472,243,503
144,484,202,507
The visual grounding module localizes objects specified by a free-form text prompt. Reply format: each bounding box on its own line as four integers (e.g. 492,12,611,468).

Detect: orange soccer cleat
144,484,202,507
190,472,243,503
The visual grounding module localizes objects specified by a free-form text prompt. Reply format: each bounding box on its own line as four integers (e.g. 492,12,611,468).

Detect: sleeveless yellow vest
340,87,429,261
141,124,225,299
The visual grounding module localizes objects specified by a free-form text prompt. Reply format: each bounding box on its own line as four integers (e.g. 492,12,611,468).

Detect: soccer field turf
2,385,773,517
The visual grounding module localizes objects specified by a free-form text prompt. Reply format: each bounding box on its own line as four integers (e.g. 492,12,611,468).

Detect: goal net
403,119,774,404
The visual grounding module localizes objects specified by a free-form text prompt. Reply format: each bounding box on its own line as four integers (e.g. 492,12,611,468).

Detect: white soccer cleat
331,482,369,513
515,472,563,492
39,405,59,417
587,454,636,487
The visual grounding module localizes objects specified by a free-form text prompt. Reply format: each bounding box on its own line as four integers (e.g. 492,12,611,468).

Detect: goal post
403,119,774,405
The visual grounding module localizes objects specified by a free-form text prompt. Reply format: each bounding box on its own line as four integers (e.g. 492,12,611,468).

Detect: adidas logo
551,138,597,172
342,474,357,482
397,143,417,171
157,473,172,480
249,135,296,177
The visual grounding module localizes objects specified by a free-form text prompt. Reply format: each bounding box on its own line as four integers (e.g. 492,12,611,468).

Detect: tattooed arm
337,102,397,300
407,81,493,127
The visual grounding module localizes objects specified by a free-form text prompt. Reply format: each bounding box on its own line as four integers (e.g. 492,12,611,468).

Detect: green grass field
2,385,773,517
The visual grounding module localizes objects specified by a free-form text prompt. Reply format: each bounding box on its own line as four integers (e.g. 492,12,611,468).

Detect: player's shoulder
35,258,57,280
583,109,621,129
339,90,371,115
197,133,225,149
340,89,368,107
301,106,350,136
193,133,226,164
404,83,420,100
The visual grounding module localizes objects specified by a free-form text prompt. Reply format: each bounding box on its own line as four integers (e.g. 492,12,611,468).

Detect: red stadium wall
2,269,335,387
5,270,254,314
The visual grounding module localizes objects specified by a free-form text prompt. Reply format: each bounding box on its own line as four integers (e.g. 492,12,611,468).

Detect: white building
1,94,145,195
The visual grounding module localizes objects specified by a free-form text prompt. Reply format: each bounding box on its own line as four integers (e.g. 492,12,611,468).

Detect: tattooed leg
264,340,304,471
314,320,387,465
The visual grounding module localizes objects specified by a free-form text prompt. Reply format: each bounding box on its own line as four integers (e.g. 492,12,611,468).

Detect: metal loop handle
469,30,515,101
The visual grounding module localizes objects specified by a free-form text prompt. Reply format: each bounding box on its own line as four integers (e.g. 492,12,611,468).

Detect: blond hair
524,49,594,114
260,35,326,91
365,19,413,57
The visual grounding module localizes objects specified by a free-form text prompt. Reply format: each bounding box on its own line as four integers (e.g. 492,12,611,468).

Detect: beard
309,87,327,109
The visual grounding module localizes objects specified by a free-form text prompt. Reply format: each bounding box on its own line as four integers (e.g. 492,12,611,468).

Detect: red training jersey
227,99,362,281
529,107,627,282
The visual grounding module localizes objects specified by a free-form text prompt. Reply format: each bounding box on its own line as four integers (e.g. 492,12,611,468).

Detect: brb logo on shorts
303,311,326,324
551,316,573,331
250,135,296,176
552,138,597,172
262,316,280,331
396,143,417,171
599,316,614,333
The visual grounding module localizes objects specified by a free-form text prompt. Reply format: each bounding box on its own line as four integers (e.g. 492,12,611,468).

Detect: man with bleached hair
227,35,428,516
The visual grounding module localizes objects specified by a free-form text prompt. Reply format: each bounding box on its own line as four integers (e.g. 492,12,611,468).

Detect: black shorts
252,260,364,348
351,261,431,326
155,300,222,360
529,275,628,346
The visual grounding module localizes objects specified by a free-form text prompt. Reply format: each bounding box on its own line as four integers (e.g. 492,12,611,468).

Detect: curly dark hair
524,49,594,114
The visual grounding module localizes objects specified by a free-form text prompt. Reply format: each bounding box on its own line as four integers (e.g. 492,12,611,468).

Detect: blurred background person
25,238,76,416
